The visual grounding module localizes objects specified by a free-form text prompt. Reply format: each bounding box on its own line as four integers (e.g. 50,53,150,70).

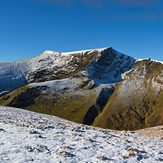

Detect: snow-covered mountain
0,47,163,130
0,47,135,95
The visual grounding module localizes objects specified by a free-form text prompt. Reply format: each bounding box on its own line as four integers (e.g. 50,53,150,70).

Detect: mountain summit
0,47,163,130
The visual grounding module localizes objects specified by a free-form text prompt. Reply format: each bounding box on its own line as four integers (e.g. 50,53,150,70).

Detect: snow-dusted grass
0,106,163,163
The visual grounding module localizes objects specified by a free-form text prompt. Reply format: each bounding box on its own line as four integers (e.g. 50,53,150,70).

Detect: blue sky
0,0,163,62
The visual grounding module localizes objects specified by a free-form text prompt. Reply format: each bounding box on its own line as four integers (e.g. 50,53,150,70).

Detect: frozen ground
0,106,163,163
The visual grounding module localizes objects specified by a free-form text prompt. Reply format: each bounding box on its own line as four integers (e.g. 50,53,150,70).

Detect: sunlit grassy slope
0,78,114,125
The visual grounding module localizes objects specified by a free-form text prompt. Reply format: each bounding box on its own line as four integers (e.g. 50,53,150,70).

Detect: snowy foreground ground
0,106,163,163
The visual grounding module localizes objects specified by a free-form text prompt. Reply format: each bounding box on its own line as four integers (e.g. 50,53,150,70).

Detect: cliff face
0,47,163,130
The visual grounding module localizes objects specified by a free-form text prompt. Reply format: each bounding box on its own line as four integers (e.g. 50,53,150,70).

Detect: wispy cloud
99,12,155,22
38,0,71,7
113,0,155,7
101,0,156,22
79,0,103,8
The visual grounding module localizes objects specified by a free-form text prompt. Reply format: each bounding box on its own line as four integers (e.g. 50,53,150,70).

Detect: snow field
0,106,163,163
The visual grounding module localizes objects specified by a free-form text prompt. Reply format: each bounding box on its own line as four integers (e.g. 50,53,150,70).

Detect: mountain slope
1,106,163,162
93,59,163,130
0,47,136,127
0,47,163,130
0,47,135,95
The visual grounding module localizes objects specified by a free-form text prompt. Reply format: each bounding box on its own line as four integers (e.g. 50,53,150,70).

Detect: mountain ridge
0,47,163,130
0,47,135,94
